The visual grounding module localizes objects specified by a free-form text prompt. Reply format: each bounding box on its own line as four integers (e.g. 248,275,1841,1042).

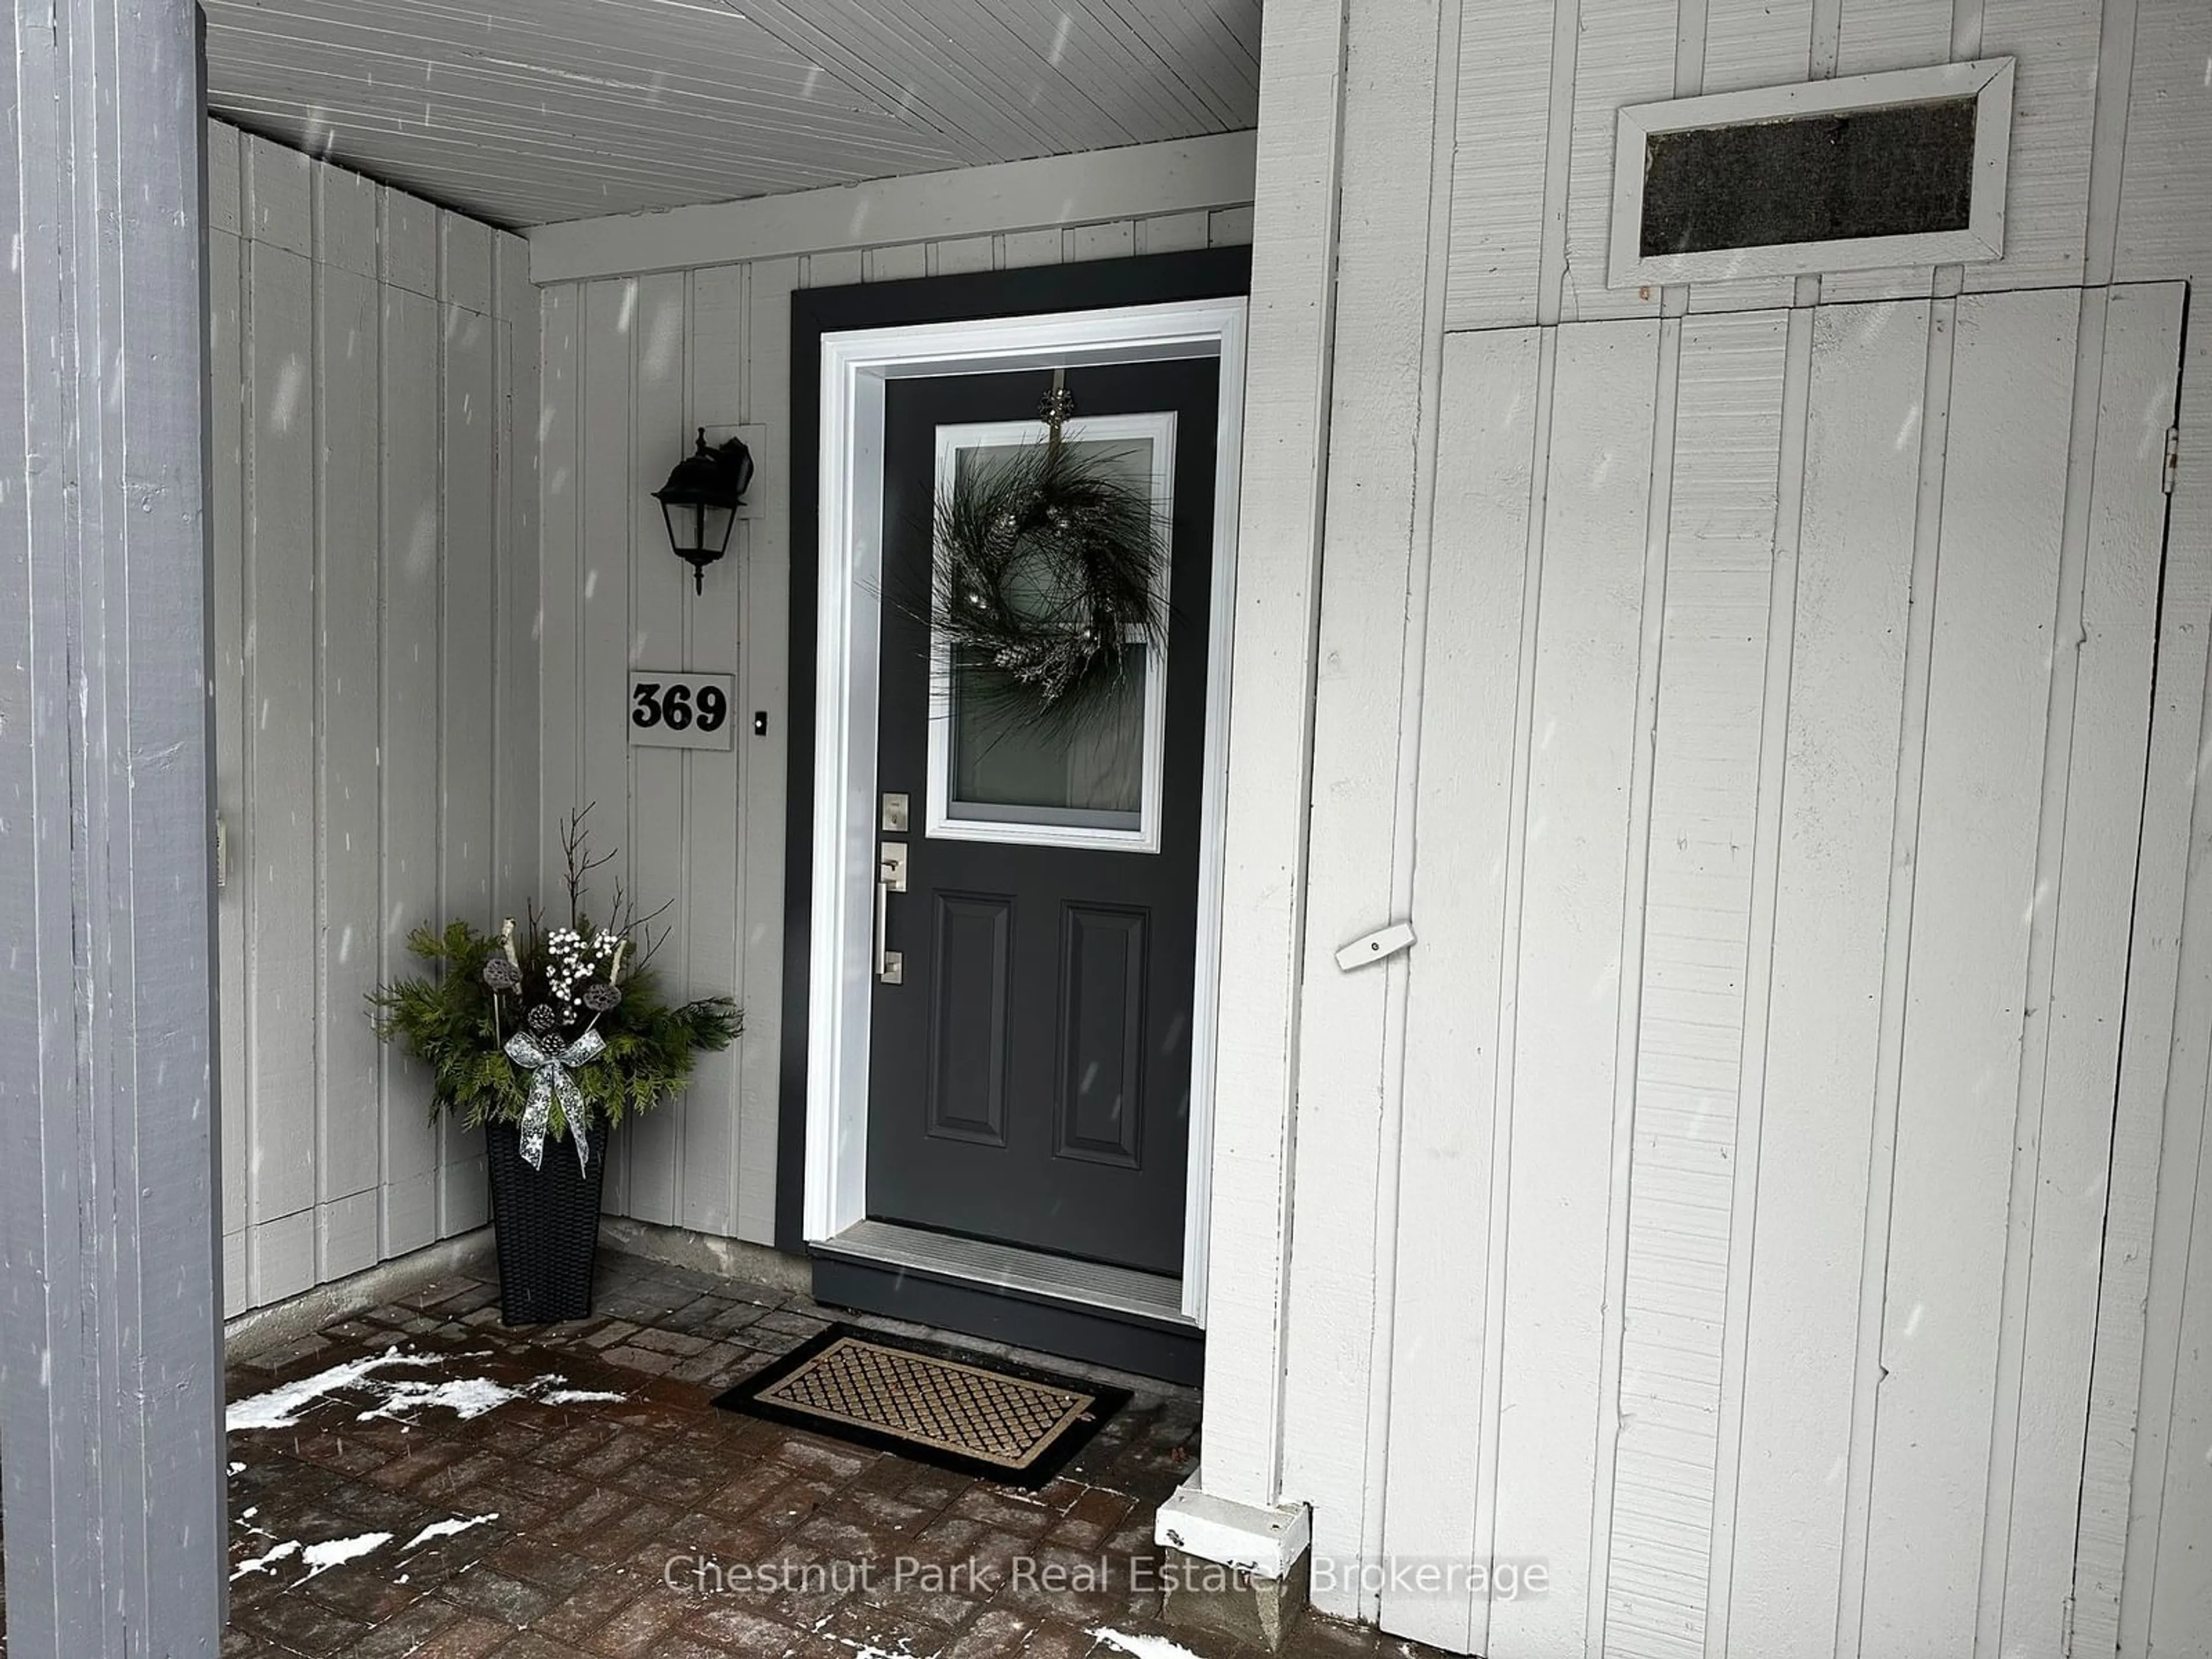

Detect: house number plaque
628,672,738,752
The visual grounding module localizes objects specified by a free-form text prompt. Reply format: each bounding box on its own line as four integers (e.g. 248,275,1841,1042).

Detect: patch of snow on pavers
1091,1630,1207,1659
400,1513,499,1552
232,1516,500,1588
225,1345,628,1432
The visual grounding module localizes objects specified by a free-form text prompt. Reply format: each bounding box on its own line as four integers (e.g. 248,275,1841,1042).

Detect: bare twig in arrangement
559,804,617,929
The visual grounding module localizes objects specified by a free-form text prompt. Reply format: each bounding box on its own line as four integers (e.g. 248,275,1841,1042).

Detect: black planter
484,1121,608,1324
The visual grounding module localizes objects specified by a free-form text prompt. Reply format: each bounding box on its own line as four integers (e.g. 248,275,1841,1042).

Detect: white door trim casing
804,297,1249,1325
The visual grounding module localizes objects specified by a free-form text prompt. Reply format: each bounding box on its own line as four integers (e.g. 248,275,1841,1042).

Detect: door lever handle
876,842,908,985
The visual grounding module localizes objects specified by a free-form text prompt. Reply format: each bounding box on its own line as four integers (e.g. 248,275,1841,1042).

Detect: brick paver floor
147,1248,1452,1659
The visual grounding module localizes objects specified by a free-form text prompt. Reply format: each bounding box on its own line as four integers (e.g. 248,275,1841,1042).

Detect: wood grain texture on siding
2112,0,2212,286
1859,287,2076,1658
1441,0,1552,331
579,276,639,1220
1996,282,2176,1659
1559,0,1674,322
683,262,747,1242
210,222,250,1315
2099,305,2212,1659
1378,325,1542,1655
209,123,536,1312
622,269,692,1230
1484,318,1658,1659
244,222,319,1305
1607,309,1787,1659
1965,0,2100,294
438,286,499,1241
1831,0,1953,73
313,165,385,1284
1725,298,1925,1655
378,276,445,1262
1280,0,1450,1619
738,257,801,1245
1699,0,1815,92
496,244,543,952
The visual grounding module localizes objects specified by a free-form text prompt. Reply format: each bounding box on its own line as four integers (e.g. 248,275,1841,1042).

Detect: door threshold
815,1219,1196,1330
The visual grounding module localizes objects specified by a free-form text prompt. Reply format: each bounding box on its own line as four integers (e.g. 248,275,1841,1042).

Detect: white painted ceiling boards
200,0,1262,228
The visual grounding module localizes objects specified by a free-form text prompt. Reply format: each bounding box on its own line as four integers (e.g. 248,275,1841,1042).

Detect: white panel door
1377,283,2183,1657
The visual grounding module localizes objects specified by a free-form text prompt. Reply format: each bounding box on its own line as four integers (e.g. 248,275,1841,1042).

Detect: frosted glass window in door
930,418,1175,849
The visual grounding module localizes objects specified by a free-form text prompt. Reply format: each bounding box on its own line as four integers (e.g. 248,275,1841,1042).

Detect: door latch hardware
881,792,910,833
1335,919,1416,972
876,841,908,984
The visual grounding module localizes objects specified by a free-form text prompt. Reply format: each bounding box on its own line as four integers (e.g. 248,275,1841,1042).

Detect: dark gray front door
866,358,1219,1278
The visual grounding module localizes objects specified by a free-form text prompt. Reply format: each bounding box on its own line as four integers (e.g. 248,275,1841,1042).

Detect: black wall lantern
654,429,755,593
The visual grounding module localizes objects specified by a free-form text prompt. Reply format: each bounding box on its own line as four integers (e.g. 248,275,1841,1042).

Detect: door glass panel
930,415,1175,850
950,643,1146,827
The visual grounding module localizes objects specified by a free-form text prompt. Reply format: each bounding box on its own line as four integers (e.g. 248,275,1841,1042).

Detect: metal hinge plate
2165,425,2180,494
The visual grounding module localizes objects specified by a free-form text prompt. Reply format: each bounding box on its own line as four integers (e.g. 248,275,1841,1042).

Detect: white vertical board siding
1357,290,2178,1657
312,166,386,1283
2100,308,2212,1657
209,194,252,1316
1608,309,1787,1659
1490,317,1661,1659
209,123,539,1315
241,163,317,1305
622,270,692,1229
2092,6,2212,1647
1278,0,1451,1619
438,262,500,1240
1725,297,1925,1654
535,195,1253,1248
1861,287,2076,1659
1377,325,1541,1656
379,271,445,1261
1995,286,2172,1658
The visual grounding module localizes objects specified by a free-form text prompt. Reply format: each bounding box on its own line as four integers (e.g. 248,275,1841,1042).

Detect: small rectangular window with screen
1609,59,2013,287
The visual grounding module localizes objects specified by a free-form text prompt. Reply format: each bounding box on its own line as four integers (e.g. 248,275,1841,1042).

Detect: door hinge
2164,425,2181,494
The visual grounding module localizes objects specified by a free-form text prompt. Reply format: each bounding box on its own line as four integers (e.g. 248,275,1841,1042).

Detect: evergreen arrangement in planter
369,810,740,1323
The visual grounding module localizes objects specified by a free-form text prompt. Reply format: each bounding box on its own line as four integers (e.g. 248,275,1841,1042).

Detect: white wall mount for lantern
702,423,770,521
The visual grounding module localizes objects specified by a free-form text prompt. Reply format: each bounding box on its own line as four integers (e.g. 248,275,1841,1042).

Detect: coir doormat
711,1324,1128,1489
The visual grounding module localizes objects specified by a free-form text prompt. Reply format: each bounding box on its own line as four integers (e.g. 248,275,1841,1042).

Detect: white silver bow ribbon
503,1026,606,1174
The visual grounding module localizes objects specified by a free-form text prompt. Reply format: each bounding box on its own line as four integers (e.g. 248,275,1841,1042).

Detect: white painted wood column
0,2,225,1654
1171,0,1347,1533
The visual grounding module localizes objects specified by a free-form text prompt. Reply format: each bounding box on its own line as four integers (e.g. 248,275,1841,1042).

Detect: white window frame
927,412,1179,855
1608,56,2016,288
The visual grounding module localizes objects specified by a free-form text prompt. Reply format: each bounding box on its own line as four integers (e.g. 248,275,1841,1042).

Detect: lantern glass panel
662,498,737,559
700,501,736,556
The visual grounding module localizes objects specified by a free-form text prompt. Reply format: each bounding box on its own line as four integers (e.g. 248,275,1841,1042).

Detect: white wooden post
0,2,225,1654
1155,0,1348,1580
